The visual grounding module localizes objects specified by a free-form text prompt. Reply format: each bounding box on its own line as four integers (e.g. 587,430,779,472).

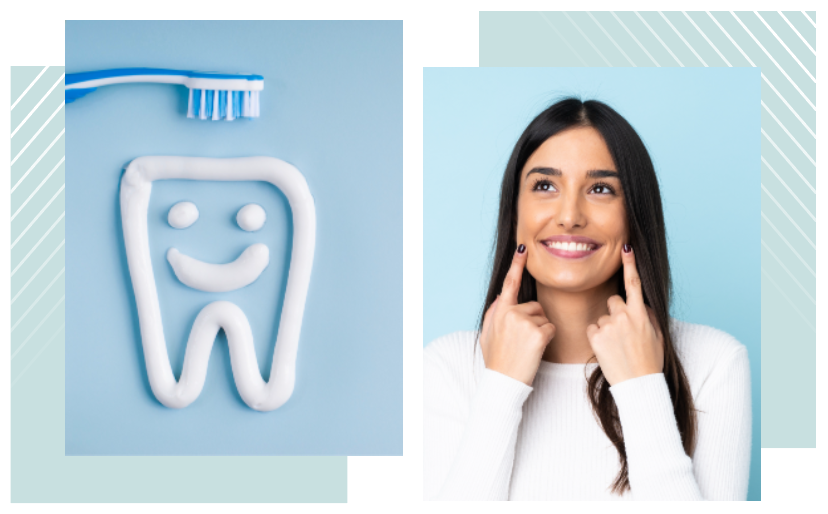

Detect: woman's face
516,126,628,293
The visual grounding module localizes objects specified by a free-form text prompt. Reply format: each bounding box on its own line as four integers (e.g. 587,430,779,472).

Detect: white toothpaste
120,156,316,411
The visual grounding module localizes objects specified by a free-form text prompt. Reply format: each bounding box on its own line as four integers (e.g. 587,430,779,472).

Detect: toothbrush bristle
187,88,260,120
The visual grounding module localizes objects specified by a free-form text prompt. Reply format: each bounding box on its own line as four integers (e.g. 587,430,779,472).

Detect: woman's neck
536,280,617,364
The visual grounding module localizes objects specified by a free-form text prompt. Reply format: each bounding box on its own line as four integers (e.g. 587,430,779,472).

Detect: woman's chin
534,275,610,294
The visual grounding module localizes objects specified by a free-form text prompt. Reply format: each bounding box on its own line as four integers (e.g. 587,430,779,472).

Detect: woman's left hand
586,245,665,386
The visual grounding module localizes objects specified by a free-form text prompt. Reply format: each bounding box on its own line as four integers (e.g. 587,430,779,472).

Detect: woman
423,98,752,500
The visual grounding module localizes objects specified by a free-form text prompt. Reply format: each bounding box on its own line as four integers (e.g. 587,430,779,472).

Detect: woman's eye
533,181,557,192
591,184,615,195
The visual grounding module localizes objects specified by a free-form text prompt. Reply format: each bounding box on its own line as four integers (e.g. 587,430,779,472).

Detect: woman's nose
555,192,585,229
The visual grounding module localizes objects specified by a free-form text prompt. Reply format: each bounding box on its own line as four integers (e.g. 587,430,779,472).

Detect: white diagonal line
761,184,814,249
11,156,65,221
779,11,815,55
762,101,815,165
762,211,815,277
588,12,636,66
802,11,816,28
707,11,756,66
683,11,732,66
762,240,814,304
10,102,64,166
762,128,815,193
611,12,659,66
10,267,65,333
11,296,65,360
635,11,683,66
563,11,612,66
537,12,588,66
755,12,815,83
11,66,49,111
762,156,815,221
762,74,815,138
11,129,64,193
11,239,65,305
731,11,815,111
11,212,65,278
761,268,814,332
659,11,707,66
10,184,65,250
12,324,65,387
11,73,65,139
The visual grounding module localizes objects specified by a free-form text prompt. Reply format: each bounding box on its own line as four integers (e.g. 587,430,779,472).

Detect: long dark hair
479,98,696,494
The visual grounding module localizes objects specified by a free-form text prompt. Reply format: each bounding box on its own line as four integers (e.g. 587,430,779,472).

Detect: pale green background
479,9,817,451
10,65,347,502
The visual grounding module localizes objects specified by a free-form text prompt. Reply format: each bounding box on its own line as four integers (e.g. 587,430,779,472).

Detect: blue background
423,67,761,499
65,21,402,456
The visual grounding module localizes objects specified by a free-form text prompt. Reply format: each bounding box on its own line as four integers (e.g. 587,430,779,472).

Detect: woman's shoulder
423,330,481,381
669,318,750,389
424,330,479,364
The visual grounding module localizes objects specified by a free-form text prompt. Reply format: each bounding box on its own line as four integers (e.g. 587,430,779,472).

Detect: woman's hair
479,98,696,494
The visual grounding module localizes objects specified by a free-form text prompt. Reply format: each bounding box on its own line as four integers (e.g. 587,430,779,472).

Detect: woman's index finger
622,244,645,310
500,244,528,306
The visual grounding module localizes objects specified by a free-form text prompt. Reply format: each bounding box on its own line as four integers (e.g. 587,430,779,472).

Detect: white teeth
545,241,595,252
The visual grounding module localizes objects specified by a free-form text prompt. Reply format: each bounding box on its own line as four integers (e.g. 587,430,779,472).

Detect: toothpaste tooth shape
120,156,315,411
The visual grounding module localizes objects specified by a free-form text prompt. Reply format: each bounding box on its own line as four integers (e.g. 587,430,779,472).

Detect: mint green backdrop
479,8,816,450
10,65,346,502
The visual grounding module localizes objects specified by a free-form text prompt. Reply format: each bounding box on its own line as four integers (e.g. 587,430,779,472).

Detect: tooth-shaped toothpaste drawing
120,156,315,411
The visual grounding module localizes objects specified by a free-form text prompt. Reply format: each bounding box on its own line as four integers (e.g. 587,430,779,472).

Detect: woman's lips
539,238,602,260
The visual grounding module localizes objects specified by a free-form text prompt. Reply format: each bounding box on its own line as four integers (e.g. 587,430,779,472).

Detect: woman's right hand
479,244,556,386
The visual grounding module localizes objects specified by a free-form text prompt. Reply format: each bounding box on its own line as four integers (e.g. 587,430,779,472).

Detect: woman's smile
539,235,602,260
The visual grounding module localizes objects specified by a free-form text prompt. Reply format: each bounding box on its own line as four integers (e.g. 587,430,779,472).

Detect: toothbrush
64,68,263,120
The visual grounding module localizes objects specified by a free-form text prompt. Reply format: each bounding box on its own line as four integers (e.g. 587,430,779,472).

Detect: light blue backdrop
65,21,402,456
423,67,760,499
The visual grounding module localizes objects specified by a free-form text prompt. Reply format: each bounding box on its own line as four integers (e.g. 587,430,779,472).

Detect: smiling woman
423,98,752,500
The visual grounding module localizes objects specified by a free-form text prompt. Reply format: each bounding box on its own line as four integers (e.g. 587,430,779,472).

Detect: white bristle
199,90,207,120
226,91,235,121
212,90,220,121
252,91,259,117
242,91,251,117
187,89,194,118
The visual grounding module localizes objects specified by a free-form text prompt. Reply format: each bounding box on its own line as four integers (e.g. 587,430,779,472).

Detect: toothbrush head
185,71,264,121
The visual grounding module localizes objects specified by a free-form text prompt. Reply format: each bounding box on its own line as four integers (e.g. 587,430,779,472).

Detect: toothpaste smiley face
120,156,315,412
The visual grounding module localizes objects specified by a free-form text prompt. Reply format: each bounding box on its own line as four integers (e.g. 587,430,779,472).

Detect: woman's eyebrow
587,169,619,179
525,167,561,178
525,167,619,179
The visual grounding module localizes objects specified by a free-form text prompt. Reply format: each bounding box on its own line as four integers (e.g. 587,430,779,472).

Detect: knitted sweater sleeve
423,335,533,501
609,346,752,500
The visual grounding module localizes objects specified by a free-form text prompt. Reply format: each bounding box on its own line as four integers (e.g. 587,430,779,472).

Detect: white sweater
423,319,752,500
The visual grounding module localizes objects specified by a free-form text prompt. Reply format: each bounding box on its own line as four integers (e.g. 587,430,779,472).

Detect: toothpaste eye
168,201,199,229
237,203,267,232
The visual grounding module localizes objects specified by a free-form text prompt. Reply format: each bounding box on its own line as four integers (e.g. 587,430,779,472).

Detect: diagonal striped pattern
10,66,66,387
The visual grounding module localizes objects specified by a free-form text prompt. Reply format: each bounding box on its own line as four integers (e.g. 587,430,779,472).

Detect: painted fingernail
623,244,632,254
517,244,526,254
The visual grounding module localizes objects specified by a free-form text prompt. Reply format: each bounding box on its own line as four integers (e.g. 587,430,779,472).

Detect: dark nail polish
623,244,632,254
517,244,526,254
